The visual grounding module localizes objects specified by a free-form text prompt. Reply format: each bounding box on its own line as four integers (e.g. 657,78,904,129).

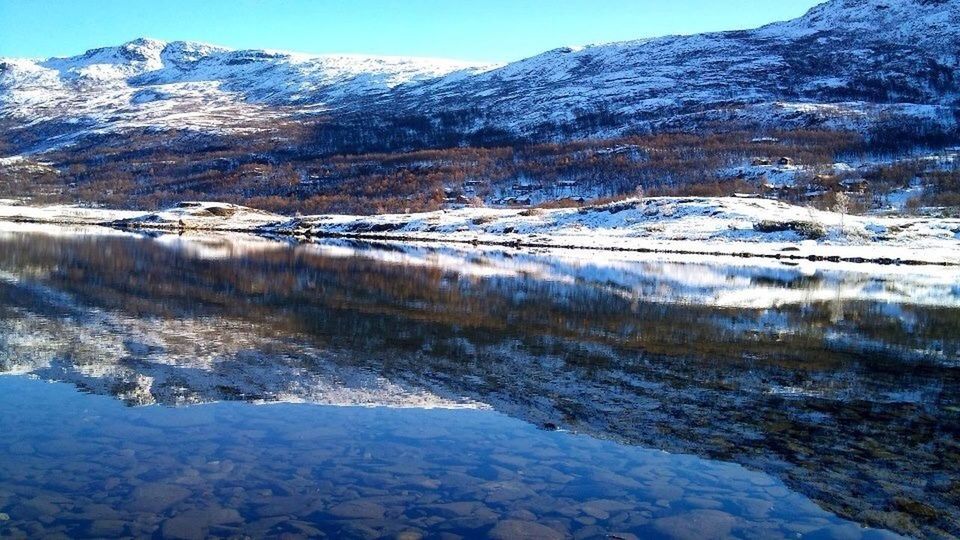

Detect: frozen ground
0,197,958,266
285,197,960,266
0,200,282,230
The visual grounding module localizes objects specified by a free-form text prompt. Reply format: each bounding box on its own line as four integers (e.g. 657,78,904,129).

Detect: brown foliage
3,127,873,214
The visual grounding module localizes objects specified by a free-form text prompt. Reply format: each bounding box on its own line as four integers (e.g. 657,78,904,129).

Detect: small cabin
762,183,800,199
444,195,471,205
810,175,839,192
778,157,795,166
840,178,868,194
513,183,536,193
596,145,641,156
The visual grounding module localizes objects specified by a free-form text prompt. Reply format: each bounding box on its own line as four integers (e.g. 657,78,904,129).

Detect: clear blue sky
0,0,824,62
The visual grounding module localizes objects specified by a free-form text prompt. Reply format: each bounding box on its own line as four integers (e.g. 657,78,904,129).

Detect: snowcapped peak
121,37,168,53
796,0,958,27
814,0,959,11
42,38,222,70
160,40,232,66
754,0,960,41
544,45,587,55
113,38,167,65
37,38,171,79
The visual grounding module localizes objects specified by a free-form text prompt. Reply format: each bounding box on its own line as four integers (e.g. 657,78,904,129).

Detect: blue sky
0,0,823,62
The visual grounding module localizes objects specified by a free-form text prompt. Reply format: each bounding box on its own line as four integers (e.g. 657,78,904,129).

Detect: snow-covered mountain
408,0,960,132
1,0,959,150
0,37,494,144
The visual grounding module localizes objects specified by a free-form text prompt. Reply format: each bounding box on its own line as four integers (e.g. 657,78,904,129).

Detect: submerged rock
85,519,128,537
488,519,566,540
652,509,737,540
129,484,192,513
327,500,387,520
161,507,242,539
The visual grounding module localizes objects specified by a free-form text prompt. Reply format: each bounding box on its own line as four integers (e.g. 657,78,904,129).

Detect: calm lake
0,227,957,539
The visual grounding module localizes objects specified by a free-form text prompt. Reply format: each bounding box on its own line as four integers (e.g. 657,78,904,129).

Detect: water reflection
0,227,957,538
0,377,903,539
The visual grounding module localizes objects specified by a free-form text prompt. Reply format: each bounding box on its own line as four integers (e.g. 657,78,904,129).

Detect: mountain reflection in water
0,228,957,538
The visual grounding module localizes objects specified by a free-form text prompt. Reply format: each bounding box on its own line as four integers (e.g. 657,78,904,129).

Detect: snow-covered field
1,197,958,266
283,197,960,266
0,200,282,230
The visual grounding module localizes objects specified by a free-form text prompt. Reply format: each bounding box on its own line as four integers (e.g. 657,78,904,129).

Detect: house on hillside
762,183,800,199
596,145,642,156
840,178,868,194
443,195,471,205
811,174,839,192
498,196,532,206
513,183,537,193
778,157,795,166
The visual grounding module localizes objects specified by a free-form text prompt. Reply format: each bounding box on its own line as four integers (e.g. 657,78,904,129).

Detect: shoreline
280,229,957,267
1,197,958,267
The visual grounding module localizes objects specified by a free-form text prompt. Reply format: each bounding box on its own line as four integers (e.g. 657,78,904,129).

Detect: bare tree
833,191,851,233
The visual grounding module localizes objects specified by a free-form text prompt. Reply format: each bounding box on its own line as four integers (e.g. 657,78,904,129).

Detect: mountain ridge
1,0,959,154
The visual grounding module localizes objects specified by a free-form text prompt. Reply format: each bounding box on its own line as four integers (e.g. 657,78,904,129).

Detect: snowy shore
1,197,958,266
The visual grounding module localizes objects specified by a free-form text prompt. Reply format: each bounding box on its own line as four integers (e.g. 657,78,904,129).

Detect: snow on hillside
1,197,958,265
759,0,960,41
0,38,494,145
2,0,958,148
410,0,959,133
0,200,284,230
285,197,960,264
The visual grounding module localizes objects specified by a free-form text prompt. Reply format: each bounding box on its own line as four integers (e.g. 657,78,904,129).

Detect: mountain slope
1,0,959,153
397,0,959,133
0,37,493,147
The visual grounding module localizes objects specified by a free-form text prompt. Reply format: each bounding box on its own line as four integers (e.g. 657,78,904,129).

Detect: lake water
0,227,957,539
